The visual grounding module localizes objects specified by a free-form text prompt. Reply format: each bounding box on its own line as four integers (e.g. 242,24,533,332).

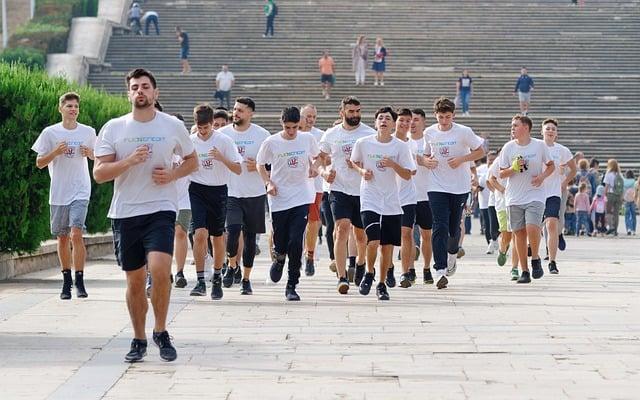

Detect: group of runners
32,68,575,362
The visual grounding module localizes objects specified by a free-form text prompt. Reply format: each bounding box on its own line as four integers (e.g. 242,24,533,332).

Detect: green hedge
0,47,46,70
0,63,130,253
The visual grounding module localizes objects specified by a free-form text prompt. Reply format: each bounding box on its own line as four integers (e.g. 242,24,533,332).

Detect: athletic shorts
543,196,561,219
329,191,364,229
180,47,189,60
226,195,267,234
415,201,433,230
507,201,544,231
112,210,176,271
189,182,227,237
50,199,89,236
497,209,509,232
401,204,416,228
361,211,401,246
175,209,192,233
308,192,323,222
320,74,334,84
518,91,531,103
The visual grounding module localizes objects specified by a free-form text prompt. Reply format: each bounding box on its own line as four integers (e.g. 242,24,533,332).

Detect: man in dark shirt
176,26,191,74
514,67,534,116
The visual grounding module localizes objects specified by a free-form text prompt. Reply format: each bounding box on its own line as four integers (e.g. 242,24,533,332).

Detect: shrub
0,63,130,253
0,47,46,69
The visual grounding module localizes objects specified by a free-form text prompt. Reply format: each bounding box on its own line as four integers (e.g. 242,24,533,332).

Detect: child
565,189,576,236
590,185,607,236
574,182,590,236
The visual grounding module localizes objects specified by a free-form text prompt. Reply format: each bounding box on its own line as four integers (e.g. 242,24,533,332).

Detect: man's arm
93,146,149,184
448,145,485,169
562,159,577,189
36,142,67,169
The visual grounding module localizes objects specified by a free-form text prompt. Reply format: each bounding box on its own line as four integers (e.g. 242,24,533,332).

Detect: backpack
624,187,635,203
613,173,624,196
272,2,278,16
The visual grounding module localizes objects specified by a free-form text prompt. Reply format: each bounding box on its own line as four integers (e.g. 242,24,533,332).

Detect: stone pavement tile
561,381,640,400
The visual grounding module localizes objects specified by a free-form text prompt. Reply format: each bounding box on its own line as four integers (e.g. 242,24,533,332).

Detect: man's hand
322,168,336,183
80,145,93,158
379,156,397,169
245,157,257,172
208,146,224,161
346,159,356,169
423,156,438,169
447,157,464,169
152,166,174,185
266,181,277,196
126,145,150,166
361,169,373,181
54,141,68,156
531,175,545,187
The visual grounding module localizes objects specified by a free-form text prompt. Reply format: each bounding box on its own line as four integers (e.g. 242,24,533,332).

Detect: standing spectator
352,35,368,86
456,69,473,116
576,158,596,198
564,183,576,235
589,158,601,184
590,186,607,235
175,26,191,74
514,67,534,116
318,50,335,100
623,170,636,235
263,0,277,38
573,183,590,236
372,37,387,86
215,65,235,109
142,10,159,36
127,3,142,34
602,159,623,235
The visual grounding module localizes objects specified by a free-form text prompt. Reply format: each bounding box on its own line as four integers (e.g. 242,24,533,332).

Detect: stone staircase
88,0,640,168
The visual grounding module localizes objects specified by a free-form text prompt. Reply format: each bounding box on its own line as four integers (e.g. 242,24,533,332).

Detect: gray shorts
508,201,544,231
518,91,531,103
50,199,89,236
175,209,192,233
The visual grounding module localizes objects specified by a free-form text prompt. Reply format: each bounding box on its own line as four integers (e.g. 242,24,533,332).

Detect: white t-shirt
424,123,484,194
256,132,320,212
543,142,572,198
94,112,195,219
173,154,191,210
219,123,270,198
31,122,97,206
477,163,490,209
603,171,618,193
302,127,324,193
488,160,506,211
189,131,242,186
216,71,235,91
411,135,430,202
498,138,553,206
319,123,376,196
397,137,418,206
350,135,416,215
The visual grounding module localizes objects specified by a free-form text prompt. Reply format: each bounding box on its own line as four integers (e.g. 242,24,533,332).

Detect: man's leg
427,192,450,271
126,266,148,340
57,235,72,270
174,224,188,275
513,228,529,273
334,219,351,278
70,227,86,272
545,218,559,261
148,252,172,333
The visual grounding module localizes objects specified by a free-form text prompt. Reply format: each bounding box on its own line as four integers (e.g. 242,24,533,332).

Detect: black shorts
544,196,561,219
320,74,334,84
329,191,364,229
112,211,176,271
226,195,267,234
189,182,227,237
415,200,433,230
361,211,402,246
401,204,416,228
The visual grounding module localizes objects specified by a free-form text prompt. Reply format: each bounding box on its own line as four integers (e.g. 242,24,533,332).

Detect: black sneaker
517,270,531,284
531,259,544,279
270,258,285,283
223,266,235,288
240,279,253,295
558,234,566,251
548,261,559,274
60,270,72,300
354,264,366,286
408,268,417,284
124,338,147,363
347,266,355,283
385,266,396,288
305,257,315,277
376,283,390,300
75,271,88,298
189,280,206,296
399,273,412,288
152,331,177,362
337,277,349,294
285,284,300,301
234,265,242,284
359,272,375,296
436,275,448,290
175,273,187,288
211,275,223,300
423,268,434,284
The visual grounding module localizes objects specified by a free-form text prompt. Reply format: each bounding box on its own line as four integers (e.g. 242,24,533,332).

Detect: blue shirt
515,74,534,93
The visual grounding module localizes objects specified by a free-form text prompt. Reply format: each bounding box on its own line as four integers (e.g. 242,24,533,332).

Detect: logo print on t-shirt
375,160,386,172
201,158,214,169
439,146,450,157
64,146,76,158
341,144,352,157
287,156,299,168
237,145,245,156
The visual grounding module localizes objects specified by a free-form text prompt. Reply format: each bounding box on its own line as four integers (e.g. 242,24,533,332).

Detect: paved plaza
1,232,639,400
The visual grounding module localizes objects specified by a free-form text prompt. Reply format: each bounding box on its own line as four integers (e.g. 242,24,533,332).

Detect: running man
94,68,197,362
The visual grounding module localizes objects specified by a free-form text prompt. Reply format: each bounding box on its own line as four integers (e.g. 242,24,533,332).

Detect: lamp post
2,0,8,49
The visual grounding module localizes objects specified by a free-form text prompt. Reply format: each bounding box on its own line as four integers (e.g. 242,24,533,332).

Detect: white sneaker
491,239,499,252
374,81,379,86
446,253,457,276
380,81,384,86
204,254,214,281
485,243,494,254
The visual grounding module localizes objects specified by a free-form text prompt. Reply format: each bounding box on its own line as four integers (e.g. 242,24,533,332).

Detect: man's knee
194,228,208,243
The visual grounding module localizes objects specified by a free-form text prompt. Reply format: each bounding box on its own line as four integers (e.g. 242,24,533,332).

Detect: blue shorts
544,196,561,219
111,211,176,271
401,204,416,228
320,74,334,84
50,199,89,236
180,47,189,60
329,191,364,229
